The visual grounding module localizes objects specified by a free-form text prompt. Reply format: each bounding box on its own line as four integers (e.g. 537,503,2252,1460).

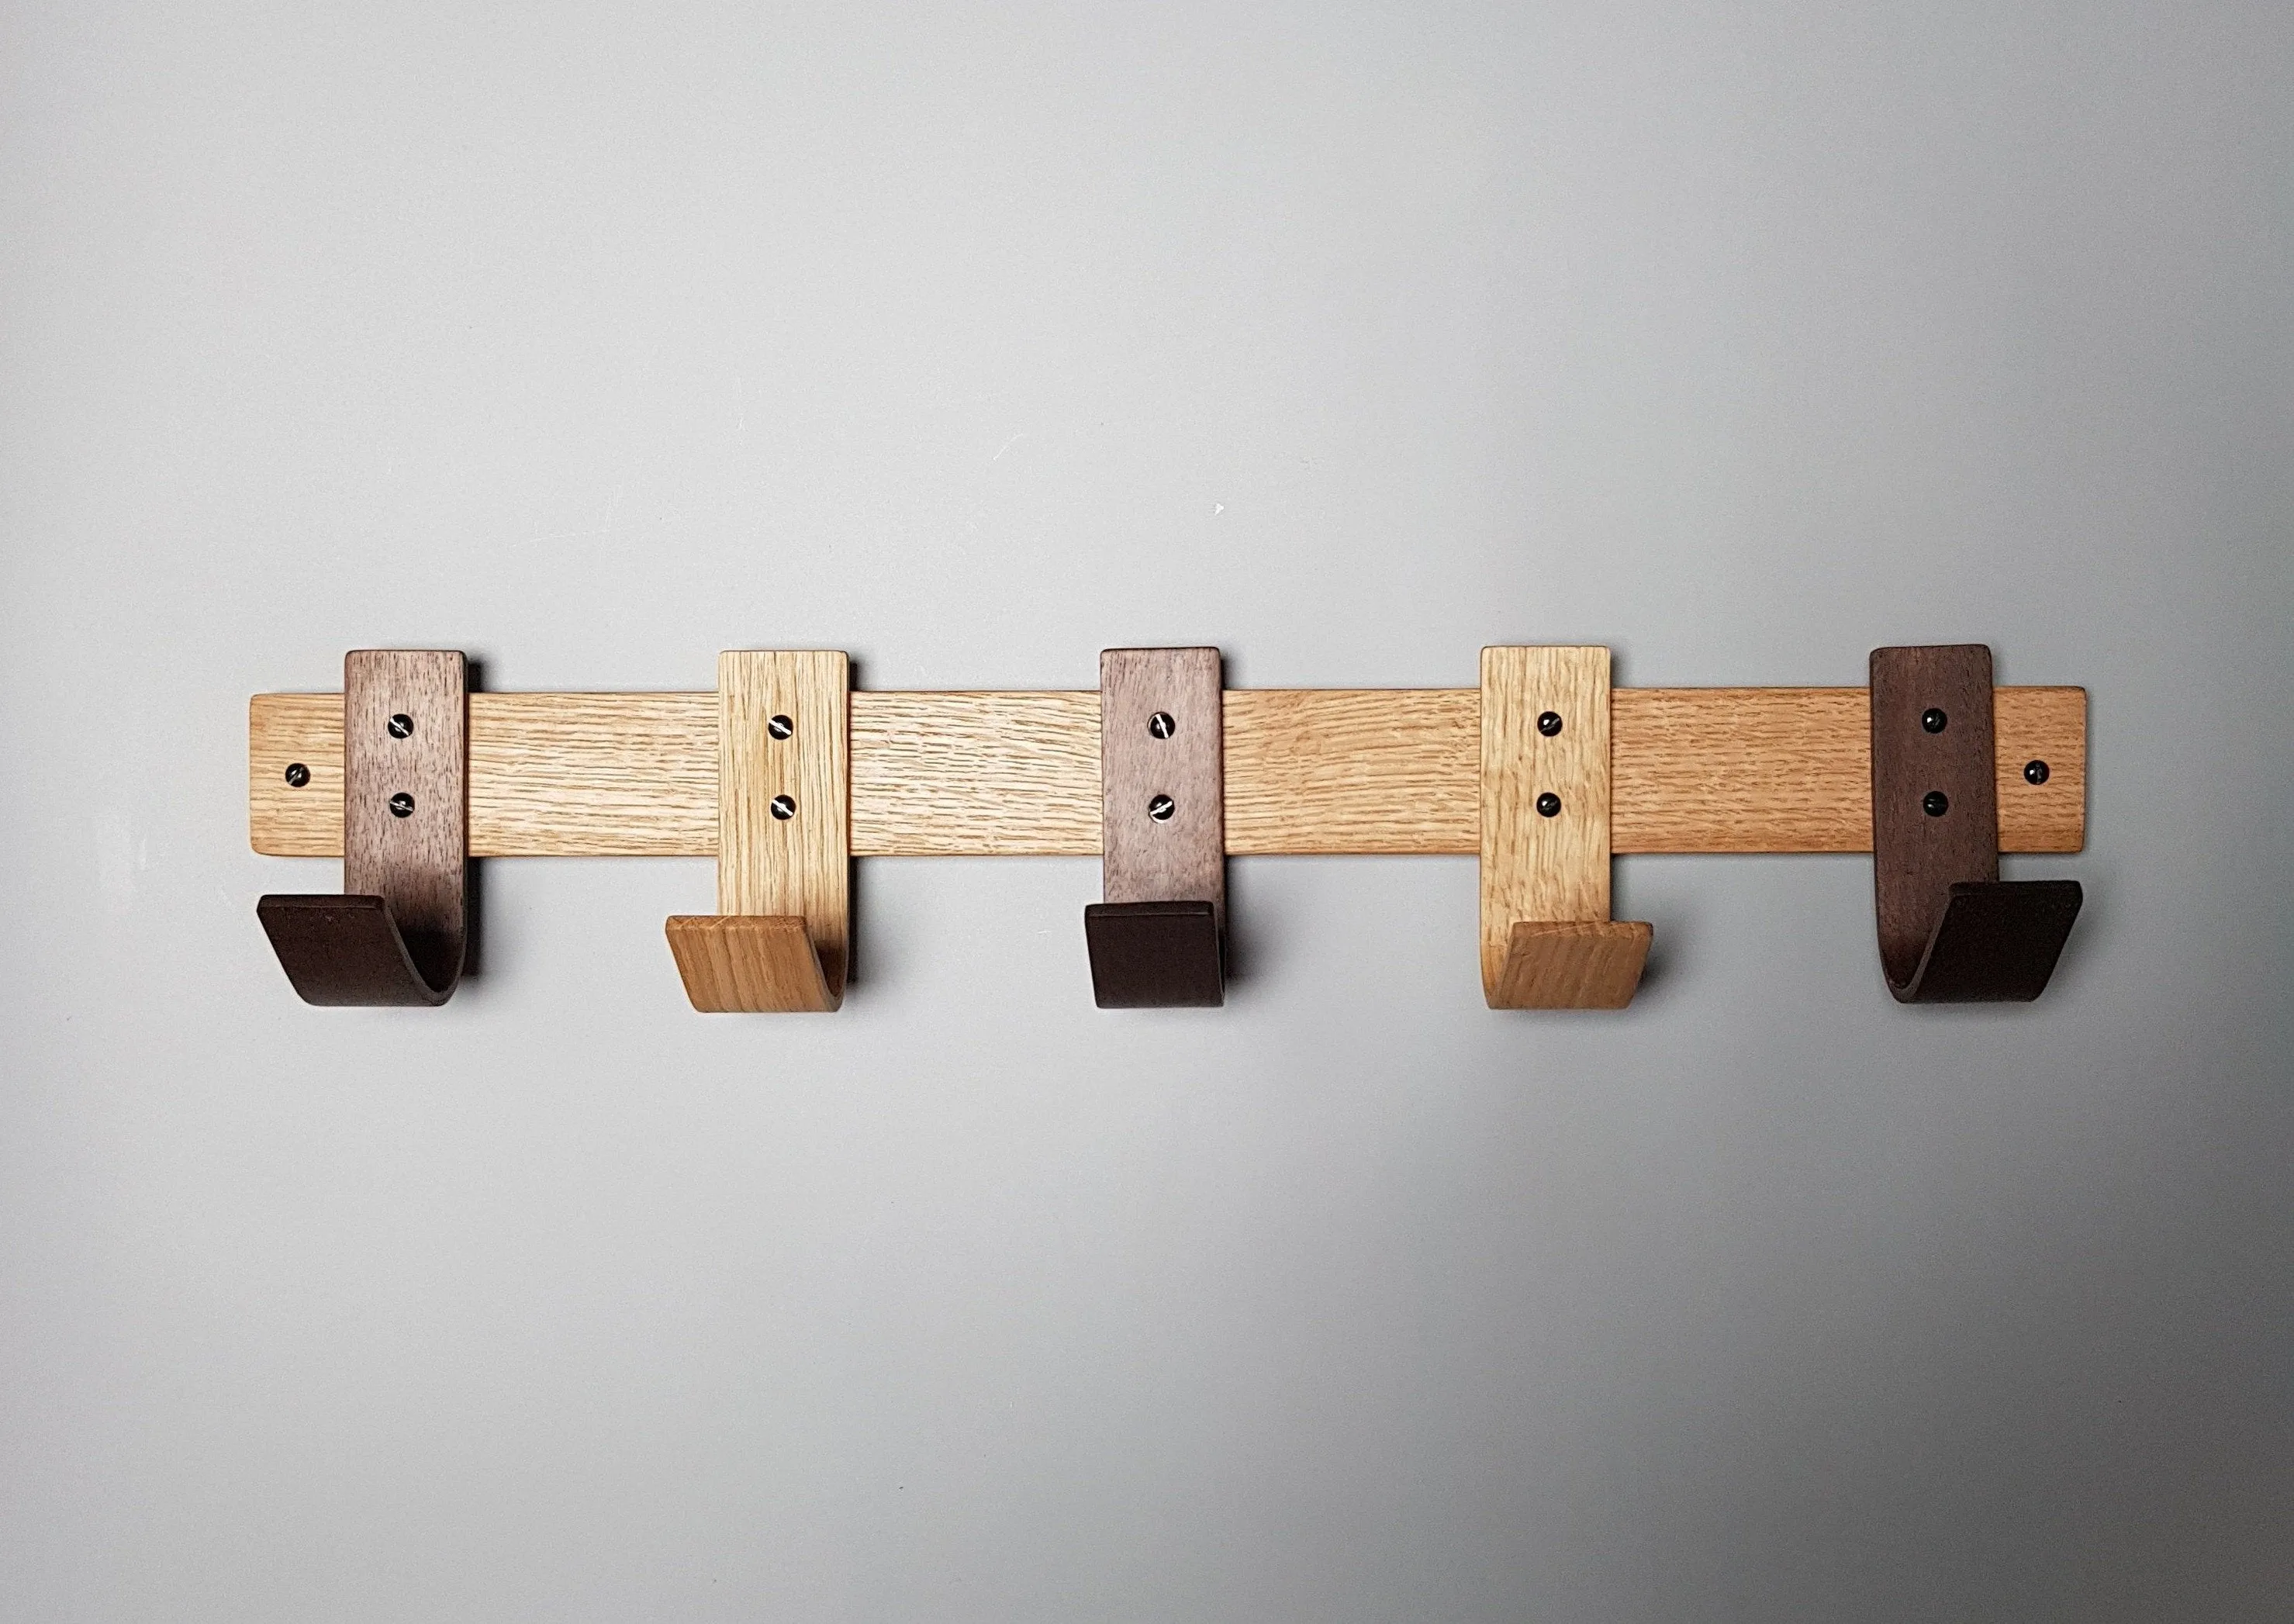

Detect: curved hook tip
1085,900,1224,1008
257,893,461,1006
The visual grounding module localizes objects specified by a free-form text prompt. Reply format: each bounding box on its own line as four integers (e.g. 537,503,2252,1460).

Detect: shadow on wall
1581,1000,2287,1615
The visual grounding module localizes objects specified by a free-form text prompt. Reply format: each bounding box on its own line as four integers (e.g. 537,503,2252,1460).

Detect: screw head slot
389,792,415,818
1535,792,1562,818
1148,793,1176,822
387,714,413,738
767,714,794,741
1148,712,1176,740
284,762,310,788
769,794,796,820
1536,711,1563,737
1923,790,1950,817
1921,708,1947,734
2024,758,2050,785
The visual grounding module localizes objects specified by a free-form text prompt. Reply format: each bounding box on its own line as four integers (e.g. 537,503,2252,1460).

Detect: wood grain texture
253,686,2087,858
1100,648,1224,920
852,692,1101,855
1494,921,1653,1011
253,693,344,855
250,692,716,858
342,650,465,982
1863,646,2085,1004
1482,648,1613,924
1224,688,1477,854
1870,646,1999,990
681,650,848,1010
1480,648,1645,1007
480,693,717,855
1991,686,2085,854
663,915,836,1013
255,650,468,1007
1609,686,2085,854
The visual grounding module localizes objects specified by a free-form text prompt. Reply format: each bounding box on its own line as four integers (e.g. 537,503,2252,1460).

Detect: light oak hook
664,650,850,1012
1480,646,1653,1010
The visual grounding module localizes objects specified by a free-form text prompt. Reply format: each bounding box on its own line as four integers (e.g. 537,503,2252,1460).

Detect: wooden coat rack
250,644,2087,1011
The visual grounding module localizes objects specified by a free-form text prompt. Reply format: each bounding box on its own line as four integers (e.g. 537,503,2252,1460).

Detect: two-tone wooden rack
249,644,2088,1011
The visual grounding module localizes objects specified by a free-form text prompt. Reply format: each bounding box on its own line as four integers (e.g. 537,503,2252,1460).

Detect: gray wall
4,2,2289,1619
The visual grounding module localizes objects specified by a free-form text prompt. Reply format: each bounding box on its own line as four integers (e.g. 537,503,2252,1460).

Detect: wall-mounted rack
250,644,2087,1011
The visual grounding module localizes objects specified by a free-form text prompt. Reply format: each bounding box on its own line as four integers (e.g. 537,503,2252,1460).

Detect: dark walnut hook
1870,644,2082,1003
1086,647,1226,1007
257,649,468,1006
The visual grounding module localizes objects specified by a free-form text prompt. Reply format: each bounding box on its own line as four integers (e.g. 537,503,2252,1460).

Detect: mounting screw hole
1148,711,1176,740
770,794,796,820
1148,793,1176,822
2024,758,2050,785
767,714,794,741
389,792,415,818
1921,708,1947,734
284,762,310,788
1535,792,1562,818
1536,711,1563,737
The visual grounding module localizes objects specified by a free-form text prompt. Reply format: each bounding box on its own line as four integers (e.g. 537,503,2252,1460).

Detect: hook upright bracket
1085,647,1225,1007
665,650,850,1011
1480,646,1652,1009
1871,644,2082,1002
257,649,468,1005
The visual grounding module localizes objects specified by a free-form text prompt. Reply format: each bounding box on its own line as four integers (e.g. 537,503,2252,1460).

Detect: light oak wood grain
1493,921,1654,1011
1479,648,1650,1009
253,686,2086,859
1224,688,1477,854
665,651,848,1012
663,915,836,1013
1481,648,1613,927
852,692,1101,855
722,651,849,981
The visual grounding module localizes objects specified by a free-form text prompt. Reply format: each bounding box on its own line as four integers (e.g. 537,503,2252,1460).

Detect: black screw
770,794,796,820
283,762,310,788
1148,793,1176,822
389,792,415,818
2024,758,2050,785
388,713,413,738
1923,790,1949,817
1921,708,1947,734
768,714,793,741
1537,711,1563,737
1536,792,1562,818
1148,712,1176,740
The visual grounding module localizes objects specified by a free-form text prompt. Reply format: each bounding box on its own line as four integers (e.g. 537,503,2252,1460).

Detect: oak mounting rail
249,651,2088,1011
251,686,2084,860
